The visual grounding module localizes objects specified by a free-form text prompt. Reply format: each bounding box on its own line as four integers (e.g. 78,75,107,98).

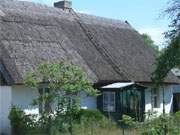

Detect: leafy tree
152,37,180,84
24,62,99,134
164,0,180,39
153,0,180,83
141,33,159,54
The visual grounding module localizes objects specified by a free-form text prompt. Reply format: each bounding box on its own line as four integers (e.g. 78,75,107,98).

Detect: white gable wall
0,86,12,135
145,85,178,117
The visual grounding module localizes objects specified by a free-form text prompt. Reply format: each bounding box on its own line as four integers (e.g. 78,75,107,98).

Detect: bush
80,109,116,127
9,106,26,134
9,106,180,135
138,112,180,135
139,115,168,135
9,107,118,135
9,106,50,135
78,109,109,127
49,109,117,135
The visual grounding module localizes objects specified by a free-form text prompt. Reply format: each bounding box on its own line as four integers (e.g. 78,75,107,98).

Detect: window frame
38,87,51,114
152,89,160,108
103,91,116,112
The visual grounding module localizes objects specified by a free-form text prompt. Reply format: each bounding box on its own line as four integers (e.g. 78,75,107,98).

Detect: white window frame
152,89,160,108
103,91,116,112
38,87,51,113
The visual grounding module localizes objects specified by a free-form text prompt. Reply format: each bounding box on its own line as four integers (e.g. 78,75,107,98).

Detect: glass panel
38,88,44,114
103,92,115,112
103,93,108,103
117,86,145,121
152,89,159,108
38,88,51,113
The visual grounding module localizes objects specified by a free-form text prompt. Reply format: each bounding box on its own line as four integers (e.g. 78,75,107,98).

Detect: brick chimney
54,0,72,12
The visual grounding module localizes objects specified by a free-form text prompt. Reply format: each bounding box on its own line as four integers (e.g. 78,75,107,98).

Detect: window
103,92,115,112
38,88,51,113
152,89,160,108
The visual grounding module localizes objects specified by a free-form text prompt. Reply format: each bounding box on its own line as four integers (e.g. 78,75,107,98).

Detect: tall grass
72,127,138,135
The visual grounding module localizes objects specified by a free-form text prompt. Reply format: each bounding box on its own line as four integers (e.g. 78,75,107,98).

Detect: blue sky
22,0,170,48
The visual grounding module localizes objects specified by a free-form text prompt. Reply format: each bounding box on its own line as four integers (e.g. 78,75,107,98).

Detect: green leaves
119,115,136,129
152,37,180,85
164,0,180,39
152,0,180,86
24,72,38,88
24,61,99,134
25,61,99,96
141,33,160,55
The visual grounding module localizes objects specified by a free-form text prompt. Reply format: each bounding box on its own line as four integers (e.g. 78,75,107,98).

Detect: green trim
98,84,146,121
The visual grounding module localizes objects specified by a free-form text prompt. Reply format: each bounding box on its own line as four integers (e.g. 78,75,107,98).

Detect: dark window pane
103,92,115,112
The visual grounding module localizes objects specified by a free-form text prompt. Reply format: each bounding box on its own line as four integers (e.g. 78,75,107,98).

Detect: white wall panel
0,86,12,135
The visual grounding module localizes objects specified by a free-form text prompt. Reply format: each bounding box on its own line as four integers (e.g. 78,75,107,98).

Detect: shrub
9,106,41,135
118,115,137,135
78,109,105,126
9,106,26,134
78,109,116,128
139,115,168,135
9,106,50,135
138,112,180,135
49,109,117,135
9,107,118,135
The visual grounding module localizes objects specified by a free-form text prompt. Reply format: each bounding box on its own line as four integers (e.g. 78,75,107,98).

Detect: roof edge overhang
10,79,180,87
94,80,179,88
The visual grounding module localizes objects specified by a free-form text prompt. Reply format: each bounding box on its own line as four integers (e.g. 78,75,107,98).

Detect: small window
38,88,51,113
152,89,160,108
103,92,115,112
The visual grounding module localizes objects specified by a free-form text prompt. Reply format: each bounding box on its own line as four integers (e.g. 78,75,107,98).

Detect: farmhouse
0,0,179,134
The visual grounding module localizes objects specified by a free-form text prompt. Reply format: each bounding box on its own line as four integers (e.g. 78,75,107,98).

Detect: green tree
164,0,180,39
153,0,180,84
152,38,180,84
24,62,99,134
141,33,159,54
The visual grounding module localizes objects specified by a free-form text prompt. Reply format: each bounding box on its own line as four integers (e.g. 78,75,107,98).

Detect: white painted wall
80,92,97,110
8,84,180,119
12,85,39,113
12,85,97,112
145,85,178,117
0,86,12,135
1,84,179,134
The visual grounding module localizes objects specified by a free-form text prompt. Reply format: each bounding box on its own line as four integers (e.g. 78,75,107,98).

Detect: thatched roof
172,69,180,80
0,0,178,84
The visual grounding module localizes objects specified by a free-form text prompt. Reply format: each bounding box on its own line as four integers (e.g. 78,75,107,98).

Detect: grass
72,127,138,135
